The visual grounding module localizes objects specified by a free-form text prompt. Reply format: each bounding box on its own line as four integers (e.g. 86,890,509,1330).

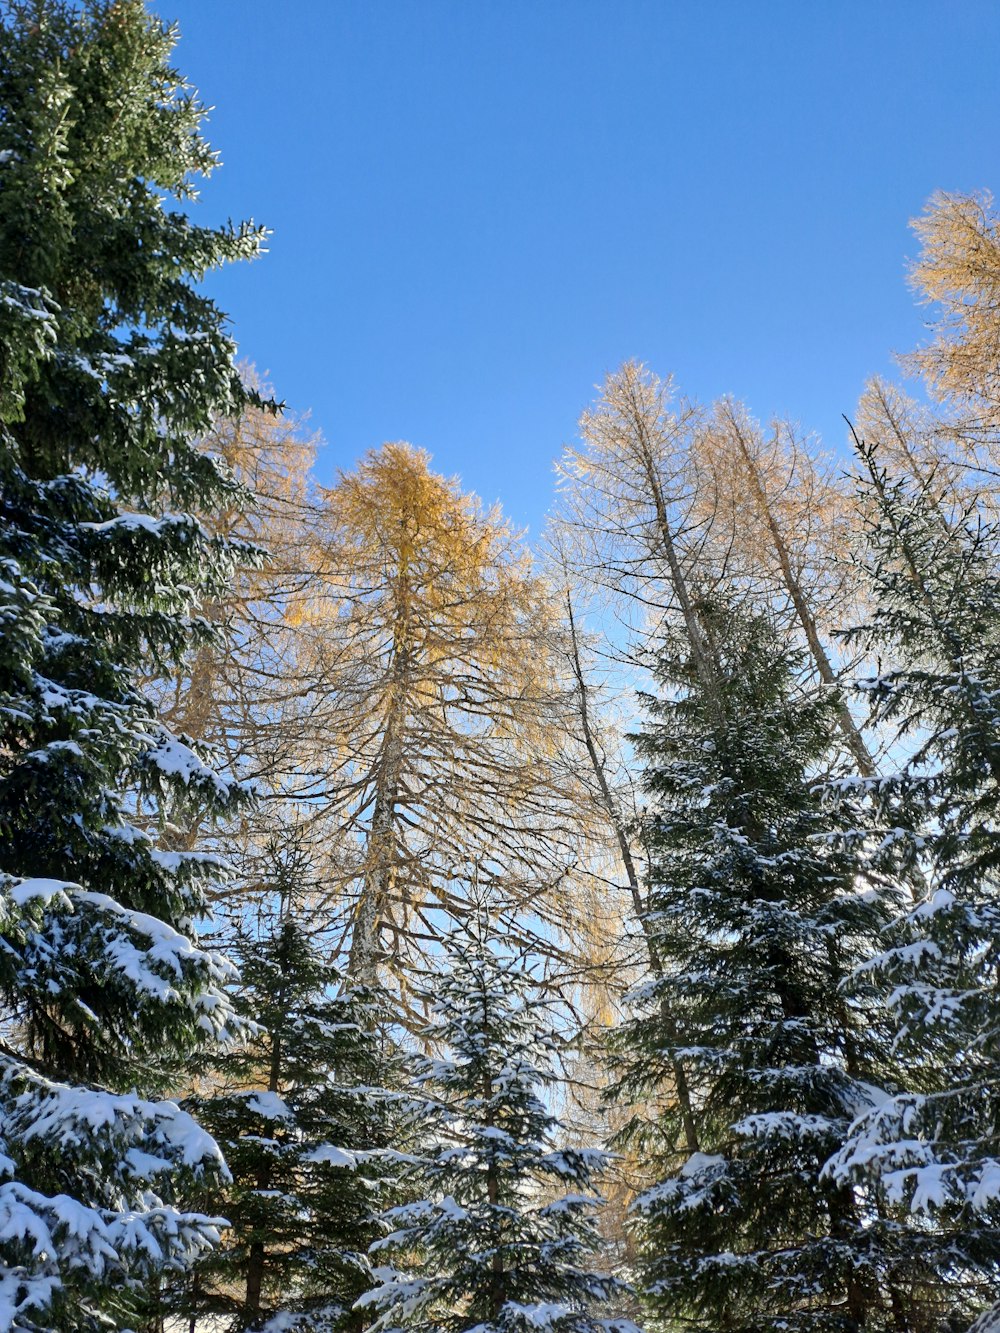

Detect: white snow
6,877,75,908
243,1091,293,1121
304,1144,357,1169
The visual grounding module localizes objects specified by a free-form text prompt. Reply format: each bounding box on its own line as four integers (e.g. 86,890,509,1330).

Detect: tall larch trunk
564,586,700,1154
348,524,416,983
724,405,876,779
619,375,724,722
244,988,285,1325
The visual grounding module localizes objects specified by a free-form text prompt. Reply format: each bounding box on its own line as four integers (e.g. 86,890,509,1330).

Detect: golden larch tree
305,443,589,987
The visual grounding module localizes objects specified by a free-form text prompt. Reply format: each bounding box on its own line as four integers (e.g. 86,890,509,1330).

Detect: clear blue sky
165,0,1000,536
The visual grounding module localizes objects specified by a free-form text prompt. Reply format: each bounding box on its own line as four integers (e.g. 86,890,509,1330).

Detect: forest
3,2,1000,1332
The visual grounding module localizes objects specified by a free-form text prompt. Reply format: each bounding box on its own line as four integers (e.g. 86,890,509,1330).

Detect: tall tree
553,363,744,1151
888,189,1000,517
827,443,1000,1328
611,600,943,1332
556,362,722,709
547,539,700,1155
359,916,634,1333
845,194,1000,536
0,2,265,1325
149,373,331,911
303,443,587,988
856,377,965,510
906,190,1000,427
558,572,646,984
154,370,322,806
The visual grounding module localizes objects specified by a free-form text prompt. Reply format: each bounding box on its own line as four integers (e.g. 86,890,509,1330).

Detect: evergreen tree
612,601,949,1331
826,444,1000,1321
0,2,266,1325
359,917,634,1333
181,854,405,1333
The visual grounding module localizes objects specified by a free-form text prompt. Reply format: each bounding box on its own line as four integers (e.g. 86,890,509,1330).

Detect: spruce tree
0,2,266,1326
181,855,405,1333
612,601,948,1331
358,918,633,1333
826,444,1000,1321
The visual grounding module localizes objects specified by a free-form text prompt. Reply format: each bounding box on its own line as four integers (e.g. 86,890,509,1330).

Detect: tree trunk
481,985,506,1321
348,553,414,982
725,406,876,778
347,719,404,984
564,586,700,1154
244,971,285,1325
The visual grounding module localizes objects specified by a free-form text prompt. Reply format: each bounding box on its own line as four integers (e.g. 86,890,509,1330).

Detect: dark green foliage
827,445,1000,1322
839,444,1000,899
181,874,406,1333
361,918,633,1333
0,1,267,1325
612,601,949,1331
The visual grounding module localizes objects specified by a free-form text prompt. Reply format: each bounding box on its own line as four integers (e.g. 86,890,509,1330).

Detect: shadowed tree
359,914,636,1333
612,600,945,1332
0,1,267,1325
828,442,1000,1331
181,847,406,1333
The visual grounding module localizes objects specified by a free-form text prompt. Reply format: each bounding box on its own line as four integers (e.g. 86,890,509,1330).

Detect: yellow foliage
907,189,1000,409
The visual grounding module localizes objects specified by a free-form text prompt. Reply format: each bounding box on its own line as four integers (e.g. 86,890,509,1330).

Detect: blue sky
166,0,1000,536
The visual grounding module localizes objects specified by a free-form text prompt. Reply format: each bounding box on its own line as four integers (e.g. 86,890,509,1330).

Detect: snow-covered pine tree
358,916,635,1333
826,442,1000,1321
0,2,267,1327
180,848,405,1333
611,599,950,1332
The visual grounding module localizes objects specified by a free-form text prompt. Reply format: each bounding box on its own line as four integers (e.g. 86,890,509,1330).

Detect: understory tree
181,849,405,1332
359,916,634,1333
612,600,948,1331
827,445,1000,1325
0,1,266,1326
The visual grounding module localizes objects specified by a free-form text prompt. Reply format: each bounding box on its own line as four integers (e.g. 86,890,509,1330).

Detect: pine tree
612,600,948,1331
181,851,405,1333
359,917,634,1333
0,2,266,1326
826,443,1000,1323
